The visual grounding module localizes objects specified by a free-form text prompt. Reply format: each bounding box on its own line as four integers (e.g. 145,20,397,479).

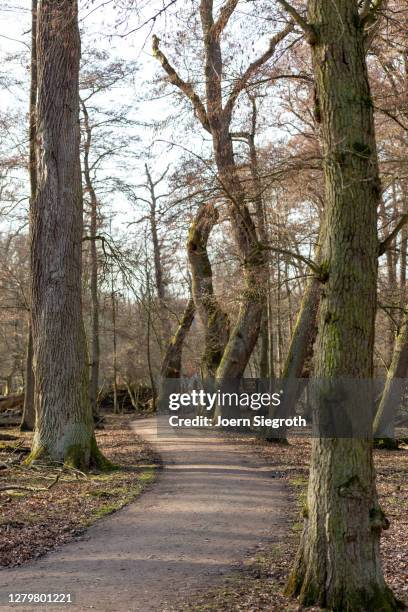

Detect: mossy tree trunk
159,298,195,380
266,274,321,442
187,203,229,379
28,0,103,470
285,0,398,609
157,298,195,411
373,307,408,447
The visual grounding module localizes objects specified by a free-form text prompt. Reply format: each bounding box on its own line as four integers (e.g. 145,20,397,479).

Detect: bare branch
152,35,211,132
0,473,61,493
263,244,322,277
276,0,317,42
379,213,408,256
223,23,294,122
212,0,239,39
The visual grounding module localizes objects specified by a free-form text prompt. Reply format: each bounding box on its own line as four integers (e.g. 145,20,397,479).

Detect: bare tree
153,2,294,382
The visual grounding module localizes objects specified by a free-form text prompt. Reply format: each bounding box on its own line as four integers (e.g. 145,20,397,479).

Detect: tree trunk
21,0,37,433
157,298,195,411
145,273,157,410
246,102,271,379
20,327,35,431
145,164,171,345
160,298,195,379
111,284,118,414
379,197,397,364
286,1,397,608
80,98,100,420
373,308,408,448
282,277,320,383
265,274,321,442
153,2,282,385
187,203,229,379
212,126,266,383
27,0,105,470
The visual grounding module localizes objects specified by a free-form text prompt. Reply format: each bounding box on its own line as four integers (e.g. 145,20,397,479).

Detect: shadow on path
0,419,288,611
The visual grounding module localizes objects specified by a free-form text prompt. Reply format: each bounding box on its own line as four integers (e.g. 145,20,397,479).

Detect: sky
0,0,295,242
0,1,191,229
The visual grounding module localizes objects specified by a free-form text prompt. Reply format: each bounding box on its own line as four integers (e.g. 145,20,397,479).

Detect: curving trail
0,419,288,611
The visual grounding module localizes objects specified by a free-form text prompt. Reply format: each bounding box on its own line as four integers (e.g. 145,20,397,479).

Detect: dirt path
0,419,288,611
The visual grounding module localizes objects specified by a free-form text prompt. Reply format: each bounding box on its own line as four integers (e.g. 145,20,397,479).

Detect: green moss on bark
374,438,399,451
286,571,402,611
89,435,115,471
64,437,114,471
23,445,46,466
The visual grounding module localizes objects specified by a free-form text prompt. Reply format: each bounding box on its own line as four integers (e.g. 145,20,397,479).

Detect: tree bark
209,122,265,382
187,203,229,379
160,298,195,380
235,98,272,379
28,0,105,470
379,196,397,365
265,274,321,442
285,1,398,608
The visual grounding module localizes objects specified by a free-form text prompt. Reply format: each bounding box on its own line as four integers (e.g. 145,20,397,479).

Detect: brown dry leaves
0,416,159,567
180,437,408,611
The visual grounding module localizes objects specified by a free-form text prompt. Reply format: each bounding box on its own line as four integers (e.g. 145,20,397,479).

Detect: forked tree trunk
153,4,292,387
212,125,266,383
236,99,272,379
27,0,106,469
187,203,229,379
286,1,398,609
21,0,37,433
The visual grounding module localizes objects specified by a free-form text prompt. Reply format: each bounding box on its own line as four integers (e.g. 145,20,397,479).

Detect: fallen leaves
178,435,408,611
0,415,159,567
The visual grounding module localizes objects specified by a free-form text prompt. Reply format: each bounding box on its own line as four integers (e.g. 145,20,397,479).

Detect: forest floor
0,415,159,567
179,436,408,611
0,418,406,611
0,418,288,611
